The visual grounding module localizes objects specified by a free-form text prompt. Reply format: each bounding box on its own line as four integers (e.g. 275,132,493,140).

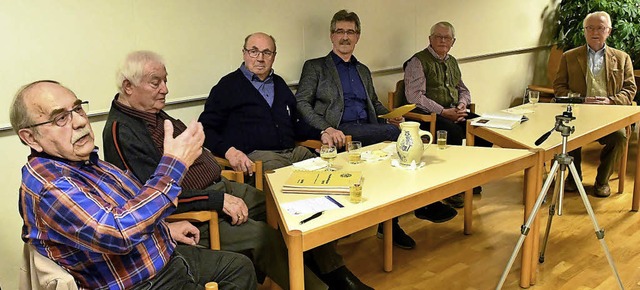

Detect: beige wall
0,0,557,288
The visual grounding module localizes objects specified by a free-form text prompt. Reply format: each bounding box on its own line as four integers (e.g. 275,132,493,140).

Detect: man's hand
323,127,346,148
163,120,204,168
387,116,404,127
584,96,612,105
456,102,467,112
222,193,249,226
441,107,468,123
225,147,255,175
167,221,200,245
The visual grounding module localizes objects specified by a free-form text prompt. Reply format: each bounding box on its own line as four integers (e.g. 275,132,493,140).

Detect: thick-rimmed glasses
243,48,276,59
332,29,358,37
24,101,89,129
584,26,609,33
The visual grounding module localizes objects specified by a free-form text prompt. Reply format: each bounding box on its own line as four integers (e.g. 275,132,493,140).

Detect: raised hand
163,119,204,168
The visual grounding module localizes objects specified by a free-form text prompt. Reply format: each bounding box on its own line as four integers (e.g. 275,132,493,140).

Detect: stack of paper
282,170,362,195
470,111,528,130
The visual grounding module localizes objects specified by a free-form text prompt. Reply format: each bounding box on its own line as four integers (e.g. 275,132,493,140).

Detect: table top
265,142,537,250
471,103,640,157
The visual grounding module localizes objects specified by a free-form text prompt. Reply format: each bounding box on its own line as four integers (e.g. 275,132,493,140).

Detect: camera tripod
496,105,623,289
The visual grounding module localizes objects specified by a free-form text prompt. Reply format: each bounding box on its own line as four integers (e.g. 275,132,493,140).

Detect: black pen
300,211,324,225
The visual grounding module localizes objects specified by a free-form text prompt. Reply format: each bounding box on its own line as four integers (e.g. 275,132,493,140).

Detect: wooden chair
388,80,437,136
165,169,244,250
527,45,563,100
213,157,263,191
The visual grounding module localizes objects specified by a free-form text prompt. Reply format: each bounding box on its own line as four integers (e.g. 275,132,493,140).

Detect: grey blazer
295,53,390,130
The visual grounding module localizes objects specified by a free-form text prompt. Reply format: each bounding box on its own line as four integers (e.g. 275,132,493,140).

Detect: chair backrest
20,244,78,290
388,80,408,110
546,45,563,85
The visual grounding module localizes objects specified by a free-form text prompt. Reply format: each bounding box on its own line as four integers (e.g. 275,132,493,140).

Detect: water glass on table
437,130,447,149
529,90,540,108
347,141,362,164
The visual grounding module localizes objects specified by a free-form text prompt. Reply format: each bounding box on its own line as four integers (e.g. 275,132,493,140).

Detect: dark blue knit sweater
199,69,320,156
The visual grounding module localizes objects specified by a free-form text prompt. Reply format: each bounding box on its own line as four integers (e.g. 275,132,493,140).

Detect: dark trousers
130,245,257,290
426,113,492,147
567,129,626,184
338,122,401,146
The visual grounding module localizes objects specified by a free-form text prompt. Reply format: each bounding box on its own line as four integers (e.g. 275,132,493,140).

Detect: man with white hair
554,11,637,197
105,50,371,290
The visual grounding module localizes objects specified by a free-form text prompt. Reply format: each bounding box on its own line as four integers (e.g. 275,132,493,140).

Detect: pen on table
300,211,324,225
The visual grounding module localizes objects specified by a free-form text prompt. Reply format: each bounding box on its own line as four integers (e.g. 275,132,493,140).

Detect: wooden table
466,102,640,288
265,143,539,290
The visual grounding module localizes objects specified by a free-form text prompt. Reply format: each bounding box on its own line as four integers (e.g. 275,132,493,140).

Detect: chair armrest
295,139,323,150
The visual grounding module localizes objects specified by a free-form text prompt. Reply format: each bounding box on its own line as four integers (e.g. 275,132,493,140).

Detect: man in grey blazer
296,10,458,250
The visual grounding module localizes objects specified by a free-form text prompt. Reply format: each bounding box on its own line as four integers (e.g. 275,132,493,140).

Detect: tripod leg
568,163,625,289
539,163,570,262
496,161,560,290
538,164,565,263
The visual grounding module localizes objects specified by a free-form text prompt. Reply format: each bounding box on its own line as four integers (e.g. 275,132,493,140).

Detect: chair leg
209,211,221,250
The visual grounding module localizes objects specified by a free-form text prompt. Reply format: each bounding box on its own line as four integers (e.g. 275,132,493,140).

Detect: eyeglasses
584,26,609,33
431,34,454,42
24,101,89,129
332,29,358,37
243,48,276,59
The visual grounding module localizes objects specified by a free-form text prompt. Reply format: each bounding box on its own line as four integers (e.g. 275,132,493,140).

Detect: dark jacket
103,99,225,213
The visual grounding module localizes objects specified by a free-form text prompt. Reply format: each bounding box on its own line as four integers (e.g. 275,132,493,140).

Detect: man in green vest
403,21,492,208
554,11,637,197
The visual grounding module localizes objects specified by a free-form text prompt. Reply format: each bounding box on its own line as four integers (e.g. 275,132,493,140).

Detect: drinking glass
529,91,540,108
320,145,338,171
347,141,362,164
436,130,448,149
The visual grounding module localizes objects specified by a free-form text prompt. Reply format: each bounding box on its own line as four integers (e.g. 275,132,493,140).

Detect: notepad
470,112,528,130
282,170,362,195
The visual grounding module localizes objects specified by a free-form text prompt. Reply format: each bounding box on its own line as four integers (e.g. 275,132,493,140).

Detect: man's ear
18,128,43,152
122,79,134,95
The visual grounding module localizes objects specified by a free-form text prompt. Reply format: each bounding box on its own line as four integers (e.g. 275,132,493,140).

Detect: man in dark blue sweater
199,32,373,290
199,33,331,173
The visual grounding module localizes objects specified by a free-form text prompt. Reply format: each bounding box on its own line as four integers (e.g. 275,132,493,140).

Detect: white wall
0,1,558,288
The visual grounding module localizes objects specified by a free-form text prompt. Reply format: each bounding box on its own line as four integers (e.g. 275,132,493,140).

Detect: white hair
116,51,165,94
583,11,612,28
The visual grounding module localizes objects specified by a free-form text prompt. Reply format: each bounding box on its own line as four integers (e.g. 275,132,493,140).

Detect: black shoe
414,201,457,223
473,186,482,195
444,193,464,208
564,179,579,192
594,181,611,198
321,266,374,290
376,222,416,250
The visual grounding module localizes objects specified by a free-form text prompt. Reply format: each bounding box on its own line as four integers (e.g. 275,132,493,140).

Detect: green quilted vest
411,49,461,107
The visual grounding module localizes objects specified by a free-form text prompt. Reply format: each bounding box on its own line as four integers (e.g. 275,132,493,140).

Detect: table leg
633,127,640,211
287,230,304,290
383,220,393,272
463,189,473,235
519,152,543,288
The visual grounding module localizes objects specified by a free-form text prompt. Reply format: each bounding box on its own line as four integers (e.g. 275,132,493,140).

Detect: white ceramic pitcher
396,121,433,165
